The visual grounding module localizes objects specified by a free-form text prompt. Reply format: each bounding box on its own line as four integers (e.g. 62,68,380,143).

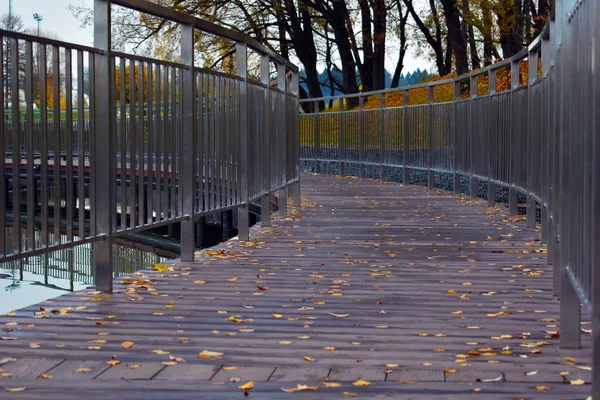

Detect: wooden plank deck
0,173,592,399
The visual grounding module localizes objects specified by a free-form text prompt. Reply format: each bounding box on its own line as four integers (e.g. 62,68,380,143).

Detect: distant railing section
0,0,300,292
300,0,598,391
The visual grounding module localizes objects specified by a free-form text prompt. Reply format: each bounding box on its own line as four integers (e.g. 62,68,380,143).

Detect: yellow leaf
303,356,313,361
564,357,577,364
228,277,237,282
121,341,134,349
446,289,457,294
386,364,399,368
5,388,26,392
161,361,178,366
75,368,92,373
279,341,292,345
569,379,585,385
282,384,319,393
152,264,173,271
127,364,140,369
40,373,53,379
535,386,551,391
444,368,457,374
272,314,283,319
323,382,341,388
105,360,120,366
198,350,224,358
194,280,207,284
222,366,237,371
238,381,254,390
88,339,107,344
329,313,350,318
352,380,371,386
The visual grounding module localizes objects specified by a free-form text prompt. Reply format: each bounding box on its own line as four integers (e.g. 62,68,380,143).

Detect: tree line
68,0,551,109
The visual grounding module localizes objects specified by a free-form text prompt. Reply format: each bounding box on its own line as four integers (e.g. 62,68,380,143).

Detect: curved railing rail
300,0,598,391
0,0,300,291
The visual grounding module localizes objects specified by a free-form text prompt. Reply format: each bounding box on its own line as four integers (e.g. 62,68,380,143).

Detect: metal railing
0,0,300,292
300,0,598,392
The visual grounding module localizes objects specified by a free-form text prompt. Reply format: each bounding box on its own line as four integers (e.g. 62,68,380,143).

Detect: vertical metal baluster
162,65,169,221
379,93,385,182
488,68,497,206
208,74,215,211
119,57,126,231
358,95,364,178
403,90,409,184
314,100,319,174
509,60,520,214
338,98,345,176
129,58,136,228
10,38,21,254
180,23,195,261
452,82,461,193
51,45,60,245
170,67,177,218
203,75,210,212
215,76,222,209
88,52,95,239
146,63,154,224
260,56,270,226
138,61,145,226
278,64,287,215
155,63,162,223
24,41,35,250
469,76,477,199
65,48,74,242
527,49,539,229
197,73,203,214
236,42,249,240
225,78,233,208
0,40,5,256
427,85,434,189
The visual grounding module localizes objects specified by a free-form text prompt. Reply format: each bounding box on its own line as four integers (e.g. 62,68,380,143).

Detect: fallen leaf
198,350,224,358
303,356,313,361
353,380,371,386
194,280,207,284
222,366,237,371
75,368,93,373
127,364,140,369
272,314,283,319
105,360,120,366
329,313,350,318
535,386,551,390
121,341,134,349
525,370,539,376
152,349,170,355
5,388,26,392
446,289,457,294
279,341,292,345
152,264,173,272
238,381,254,390
161,361,178,366
568,379,585,385
323,382,341,388
40,373,53,379
282,384,318,393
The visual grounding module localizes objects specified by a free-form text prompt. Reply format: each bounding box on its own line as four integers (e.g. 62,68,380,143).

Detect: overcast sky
1,0,429,74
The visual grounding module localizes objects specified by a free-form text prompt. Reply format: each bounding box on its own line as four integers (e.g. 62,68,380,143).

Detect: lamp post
33,13,42,36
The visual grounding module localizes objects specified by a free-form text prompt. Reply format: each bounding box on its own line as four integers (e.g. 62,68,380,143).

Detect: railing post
427,85,434,189
359,95,365,178
236,42,250,240
526,49,539,229
379,93,386,182
453,81,461,194
338,98,345,176
402,90,409,184
180,21,196,261
93,0,114,292
290,70,301,208
278,64,288,216
487,69,496,206
508,60,520,215
314,100,320,174
260,55,271,226
469,75,478,200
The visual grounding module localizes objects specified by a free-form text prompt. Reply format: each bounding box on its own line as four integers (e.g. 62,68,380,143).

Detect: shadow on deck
0,173,591,399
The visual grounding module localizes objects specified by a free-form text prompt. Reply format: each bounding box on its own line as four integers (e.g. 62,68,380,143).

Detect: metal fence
0,0,300,292
300,0,599,391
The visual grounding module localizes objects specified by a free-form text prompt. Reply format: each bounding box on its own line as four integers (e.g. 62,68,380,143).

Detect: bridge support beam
453,173,460,194
261,195,271,227
541,205,548,243
238,205,249,241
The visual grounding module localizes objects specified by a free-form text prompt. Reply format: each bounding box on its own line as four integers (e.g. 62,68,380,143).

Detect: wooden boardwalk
0,173,592,399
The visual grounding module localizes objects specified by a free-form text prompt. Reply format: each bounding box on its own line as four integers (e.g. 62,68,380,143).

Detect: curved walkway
0,173,591,399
